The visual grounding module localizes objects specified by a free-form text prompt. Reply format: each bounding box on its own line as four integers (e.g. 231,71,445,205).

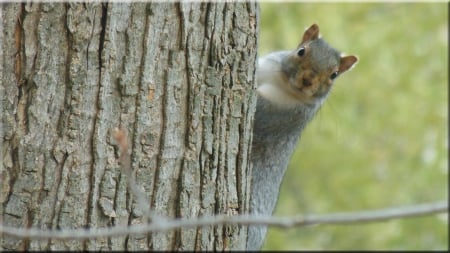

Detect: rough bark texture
1,2,258,250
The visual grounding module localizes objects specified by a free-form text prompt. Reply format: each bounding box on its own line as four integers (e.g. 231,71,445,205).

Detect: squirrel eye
297,47,306,57
330,71,339,80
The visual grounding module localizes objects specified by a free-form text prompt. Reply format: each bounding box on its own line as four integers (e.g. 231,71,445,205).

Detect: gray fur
247,25,356,250
246,51,325,249
247,95,321,250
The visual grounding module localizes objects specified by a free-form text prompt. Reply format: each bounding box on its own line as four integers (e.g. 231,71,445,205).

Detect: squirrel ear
339,55,358,73
301,24,320,44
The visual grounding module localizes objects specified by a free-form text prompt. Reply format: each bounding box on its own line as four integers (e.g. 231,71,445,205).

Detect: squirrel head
281,24,358,104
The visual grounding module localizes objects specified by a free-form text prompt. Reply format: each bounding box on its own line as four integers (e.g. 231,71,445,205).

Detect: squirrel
247,23,358,250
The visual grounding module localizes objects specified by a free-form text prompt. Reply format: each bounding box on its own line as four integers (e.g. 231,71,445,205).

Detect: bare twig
13,129,435,242
112,128,165,222
0,200,446,240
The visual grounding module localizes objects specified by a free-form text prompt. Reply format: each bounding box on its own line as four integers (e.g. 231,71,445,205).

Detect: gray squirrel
247,23,358,250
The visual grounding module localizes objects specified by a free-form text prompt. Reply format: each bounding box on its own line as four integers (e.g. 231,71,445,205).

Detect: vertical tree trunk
1,2,258,250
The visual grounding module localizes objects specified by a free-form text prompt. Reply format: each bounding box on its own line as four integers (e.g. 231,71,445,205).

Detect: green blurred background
258,2,448,250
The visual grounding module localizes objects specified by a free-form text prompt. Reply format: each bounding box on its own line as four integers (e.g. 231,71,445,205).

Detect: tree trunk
1,2,258,250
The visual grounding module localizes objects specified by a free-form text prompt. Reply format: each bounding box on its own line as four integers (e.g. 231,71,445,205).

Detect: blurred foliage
259,2,448,250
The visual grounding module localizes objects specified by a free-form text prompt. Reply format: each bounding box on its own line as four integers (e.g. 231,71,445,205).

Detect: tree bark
1,2,258,250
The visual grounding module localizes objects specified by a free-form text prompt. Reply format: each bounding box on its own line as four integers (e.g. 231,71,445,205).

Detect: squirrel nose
302,78,312,87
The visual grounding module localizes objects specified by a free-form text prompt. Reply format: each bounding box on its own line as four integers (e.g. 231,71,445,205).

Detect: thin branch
112,128,165,222
0,200,447,240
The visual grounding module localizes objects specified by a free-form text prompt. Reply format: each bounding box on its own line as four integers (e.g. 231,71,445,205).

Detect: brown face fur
280,24,358,104
281,40,341,103
291,40,340,99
